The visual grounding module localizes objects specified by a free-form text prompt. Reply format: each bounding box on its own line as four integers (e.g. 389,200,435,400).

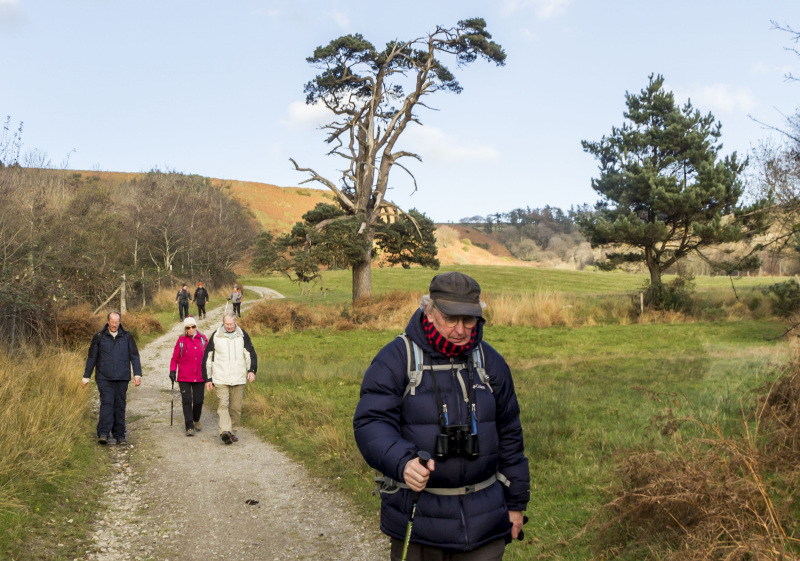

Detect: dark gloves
169,371,176,382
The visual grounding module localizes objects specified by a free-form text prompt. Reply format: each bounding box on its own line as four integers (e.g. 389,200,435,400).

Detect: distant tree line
0,161,257,345
459,206,595,268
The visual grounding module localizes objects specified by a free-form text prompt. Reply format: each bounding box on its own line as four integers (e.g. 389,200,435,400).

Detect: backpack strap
472,343,492,393
398,333,424,397
397,333,476,400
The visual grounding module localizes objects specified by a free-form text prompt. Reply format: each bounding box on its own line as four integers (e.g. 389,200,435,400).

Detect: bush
55,305,105,348
762,280,800,317
55,307,162,347
120,312,163,339
642,275,695,312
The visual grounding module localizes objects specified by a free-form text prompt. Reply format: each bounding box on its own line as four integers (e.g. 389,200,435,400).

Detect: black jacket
193,287,209,305
83,324,143,381
353,308,529,550
176,288,190,303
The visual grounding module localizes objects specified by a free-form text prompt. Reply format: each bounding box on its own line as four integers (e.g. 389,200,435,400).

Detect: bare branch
289,158,355,211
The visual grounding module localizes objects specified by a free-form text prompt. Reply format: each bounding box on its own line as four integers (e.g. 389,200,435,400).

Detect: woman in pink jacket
169,316,208,436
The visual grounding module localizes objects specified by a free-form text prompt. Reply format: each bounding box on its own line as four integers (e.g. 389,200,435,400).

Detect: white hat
183,316,197,328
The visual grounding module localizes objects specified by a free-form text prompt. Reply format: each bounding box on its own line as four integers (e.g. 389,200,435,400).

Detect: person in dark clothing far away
175,283,190,321
82,311,142,445
354,272,530,560
192,281,210,319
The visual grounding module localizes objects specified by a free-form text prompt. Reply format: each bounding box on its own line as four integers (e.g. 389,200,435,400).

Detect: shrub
120,312,163,339
762,280,800,317
55,305,105,348
642,275,695,312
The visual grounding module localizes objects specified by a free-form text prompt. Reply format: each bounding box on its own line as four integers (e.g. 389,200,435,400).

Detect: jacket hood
404,307,485,360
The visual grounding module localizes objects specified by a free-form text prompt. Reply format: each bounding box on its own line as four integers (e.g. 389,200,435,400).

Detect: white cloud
329,10,349,31
674,83,758,114
403,126,501,164
283,101,333,130
501,0,571,20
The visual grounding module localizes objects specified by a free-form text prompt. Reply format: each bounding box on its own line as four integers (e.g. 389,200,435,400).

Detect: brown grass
240,290,421,334
55,305,162,347
0,349,90,513
586,374,800,560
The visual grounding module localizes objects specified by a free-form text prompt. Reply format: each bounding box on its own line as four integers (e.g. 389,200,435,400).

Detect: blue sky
1,0,798,223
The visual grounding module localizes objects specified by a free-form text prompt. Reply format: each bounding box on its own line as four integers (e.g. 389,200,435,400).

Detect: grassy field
237,266,792,560
242,265,776,303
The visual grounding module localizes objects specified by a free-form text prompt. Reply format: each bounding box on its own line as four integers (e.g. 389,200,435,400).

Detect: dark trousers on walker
390,538,506,561
232,302,241,317
96,378,129,440
178,302,189,320
196,304,206,318
179,381,205,430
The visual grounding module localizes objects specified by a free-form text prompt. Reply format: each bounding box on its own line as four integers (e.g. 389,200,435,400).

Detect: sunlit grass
242,319,790,560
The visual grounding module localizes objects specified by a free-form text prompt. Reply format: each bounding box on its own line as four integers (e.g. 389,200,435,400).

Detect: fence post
640,292,644,315
120,274,127,314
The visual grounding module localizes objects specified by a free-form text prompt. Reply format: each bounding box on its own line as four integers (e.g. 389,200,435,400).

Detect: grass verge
240,319,789,560
0,349,112,560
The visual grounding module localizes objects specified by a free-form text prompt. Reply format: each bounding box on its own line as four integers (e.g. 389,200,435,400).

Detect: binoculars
435,424,479,460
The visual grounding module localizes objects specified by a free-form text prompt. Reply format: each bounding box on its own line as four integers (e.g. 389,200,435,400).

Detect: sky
1,1,798,223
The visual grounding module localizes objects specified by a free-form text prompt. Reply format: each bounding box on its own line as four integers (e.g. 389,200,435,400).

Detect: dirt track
84,286,387,560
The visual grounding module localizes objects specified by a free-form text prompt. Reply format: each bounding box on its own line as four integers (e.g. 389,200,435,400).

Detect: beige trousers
214,383,245,434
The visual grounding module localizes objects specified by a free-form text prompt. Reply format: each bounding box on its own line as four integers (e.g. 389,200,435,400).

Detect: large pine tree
580,74,747,285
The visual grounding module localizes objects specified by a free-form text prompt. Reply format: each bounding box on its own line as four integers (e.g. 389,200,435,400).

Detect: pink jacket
169,332,208,383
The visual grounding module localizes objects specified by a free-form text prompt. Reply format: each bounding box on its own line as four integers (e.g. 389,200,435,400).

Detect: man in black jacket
82,311,142,445
193,281,210,319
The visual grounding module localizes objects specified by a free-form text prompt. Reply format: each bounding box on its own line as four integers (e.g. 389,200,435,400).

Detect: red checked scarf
422,315,477,358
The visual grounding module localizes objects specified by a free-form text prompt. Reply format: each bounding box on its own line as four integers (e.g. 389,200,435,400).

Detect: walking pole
401,450,431,561
170,380,175,426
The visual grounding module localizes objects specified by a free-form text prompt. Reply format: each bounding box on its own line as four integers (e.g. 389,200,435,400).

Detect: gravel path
84,286,387,560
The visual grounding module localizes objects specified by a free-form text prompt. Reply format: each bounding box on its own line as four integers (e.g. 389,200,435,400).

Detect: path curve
85,286,387,560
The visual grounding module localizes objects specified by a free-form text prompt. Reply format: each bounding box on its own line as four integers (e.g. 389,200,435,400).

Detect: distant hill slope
69,171,333,233
435,224,531,267
218,179,333,233
69,170,530,266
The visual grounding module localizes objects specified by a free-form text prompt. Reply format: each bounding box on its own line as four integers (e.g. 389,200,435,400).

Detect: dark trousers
232,302,241,317
96,378,129,440
179,381,205,430
196,304,206,318
390,538,506,561
178,302,189,320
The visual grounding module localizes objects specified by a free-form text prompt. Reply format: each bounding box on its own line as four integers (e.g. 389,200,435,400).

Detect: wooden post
120,274,127,314
640,292,644,315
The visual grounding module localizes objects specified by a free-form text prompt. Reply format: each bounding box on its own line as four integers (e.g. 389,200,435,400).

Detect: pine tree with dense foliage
580,74,749,286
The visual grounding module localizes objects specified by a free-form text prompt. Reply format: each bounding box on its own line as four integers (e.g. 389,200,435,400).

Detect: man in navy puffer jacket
82,311,142,445
354,272,529,560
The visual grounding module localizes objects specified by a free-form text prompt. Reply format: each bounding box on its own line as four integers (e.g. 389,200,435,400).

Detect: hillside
69,170,334,234
68,170,528,266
